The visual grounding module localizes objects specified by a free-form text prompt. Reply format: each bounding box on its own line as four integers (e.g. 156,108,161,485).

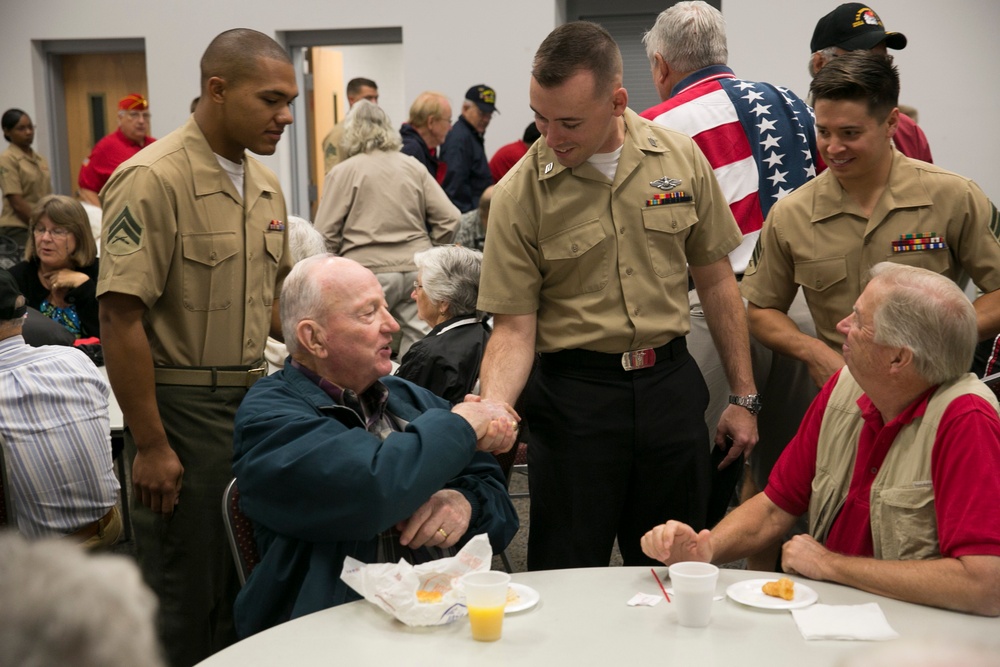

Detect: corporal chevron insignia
106,206,144,255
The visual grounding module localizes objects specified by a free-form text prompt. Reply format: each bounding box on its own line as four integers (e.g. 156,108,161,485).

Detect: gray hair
868,263,977,385
286,216,326,264
341,100,401,158
280,253,336,355
809,47,838,78
0,534,166,667
414,245,483,318
643,1,728,71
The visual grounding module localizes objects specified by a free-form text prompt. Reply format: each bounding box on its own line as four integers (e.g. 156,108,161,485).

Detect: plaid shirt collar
291,359,390,434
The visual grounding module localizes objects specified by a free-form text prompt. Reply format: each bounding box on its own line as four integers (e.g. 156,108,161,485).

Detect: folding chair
982,371,1000,401
222,478,260,586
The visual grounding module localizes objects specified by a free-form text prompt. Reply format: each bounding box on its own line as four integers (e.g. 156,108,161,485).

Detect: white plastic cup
668,561,719,627
460,570,511,641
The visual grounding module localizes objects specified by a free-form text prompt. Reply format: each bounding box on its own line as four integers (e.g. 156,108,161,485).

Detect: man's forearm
817,552,1000,617
479,313,536,406
708,493,796,564
973,290,1000,341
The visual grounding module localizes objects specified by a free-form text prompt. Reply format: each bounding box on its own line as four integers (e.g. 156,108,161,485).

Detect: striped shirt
0,335,118,537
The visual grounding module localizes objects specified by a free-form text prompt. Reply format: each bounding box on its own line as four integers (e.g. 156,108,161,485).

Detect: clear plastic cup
460,570,511,641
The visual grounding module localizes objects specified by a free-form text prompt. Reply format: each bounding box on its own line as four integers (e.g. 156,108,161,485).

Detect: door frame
280,28,402,220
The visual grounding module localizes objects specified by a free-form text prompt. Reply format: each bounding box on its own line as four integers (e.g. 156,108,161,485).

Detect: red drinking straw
651,568,671,603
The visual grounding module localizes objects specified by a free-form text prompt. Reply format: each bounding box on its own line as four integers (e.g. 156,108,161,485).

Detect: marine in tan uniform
321,77,378,173
97,29,296,667
0,109,52,268
478,22,758,571
740,52,1000,572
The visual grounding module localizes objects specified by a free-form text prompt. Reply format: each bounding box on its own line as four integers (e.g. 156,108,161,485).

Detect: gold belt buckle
621,348,656,371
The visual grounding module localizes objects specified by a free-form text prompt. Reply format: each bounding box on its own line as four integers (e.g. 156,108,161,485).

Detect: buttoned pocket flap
794,257,847,293
641,202,697,235
182,232,239,268
540,219,607,261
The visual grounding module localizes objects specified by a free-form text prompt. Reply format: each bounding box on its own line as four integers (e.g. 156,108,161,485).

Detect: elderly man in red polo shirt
77,93,156,207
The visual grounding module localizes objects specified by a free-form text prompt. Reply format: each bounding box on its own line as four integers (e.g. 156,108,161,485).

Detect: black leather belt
541,337,687,372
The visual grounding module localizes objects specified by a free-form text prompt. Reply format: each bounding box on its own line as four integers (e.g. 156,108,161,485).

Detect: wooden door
61,52,148,194
308,47,344,218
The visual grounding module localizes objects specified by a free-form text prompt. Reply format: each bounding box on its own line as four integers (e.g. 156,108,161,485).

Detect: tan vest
808,369,997,560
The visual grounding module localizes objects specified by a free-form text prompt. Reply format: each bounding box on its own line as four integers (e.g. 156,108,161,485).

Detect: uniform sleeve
951,182,1000,294
740,200,802,312
96,165,178,308
0,151,23,196
931,395,1000,558
681,138,742,267
477,180,543,314
764,369,841,516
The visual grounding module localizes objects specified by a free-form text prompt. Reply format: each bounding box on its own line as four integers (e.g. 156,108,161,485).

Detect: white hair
340,100,401,157
279,253,336,356
642,1,728,71
0,534,166,667
414,245,483,317
286,216,326,264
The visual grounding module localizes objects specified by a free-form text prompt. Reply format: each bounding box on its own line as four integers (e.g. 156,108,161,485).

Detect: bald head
200,28,291,91
280,255,373,354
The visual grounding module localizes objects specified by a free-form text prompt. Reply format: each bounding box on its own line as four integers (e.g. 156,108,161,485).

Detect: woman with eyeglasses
395,245,491,405
1,109,53,269
8,195,100,338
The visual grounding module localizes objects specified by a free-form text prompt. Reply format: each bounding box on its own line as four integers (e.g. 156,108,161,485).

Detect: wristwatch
728,393,762,416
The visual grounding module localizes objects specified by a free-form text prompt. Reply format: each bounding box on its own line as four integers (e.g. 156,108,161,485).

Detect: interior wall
1,0,996,202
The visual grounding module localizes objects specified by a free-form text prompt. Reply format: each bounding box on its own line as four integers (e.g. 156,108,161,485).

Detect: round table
197,567,1000,666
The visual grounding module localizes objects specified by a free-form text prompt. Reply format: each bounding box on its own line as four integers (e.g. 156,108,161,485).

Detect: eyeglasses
33,226,71,239
412,281,423,291
124,111,151,121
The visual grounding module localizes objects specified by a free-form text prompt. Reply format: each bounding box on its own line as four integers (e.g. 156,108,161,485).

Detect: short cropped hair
200,28,291,89
0,534,166,667
809,51,899,122
408,92,449,129
341,100,402,157
26,195,98,267
414,245,484,318
346,77,377,97
532,21,623,93
868,262,977,385
642,1,728,71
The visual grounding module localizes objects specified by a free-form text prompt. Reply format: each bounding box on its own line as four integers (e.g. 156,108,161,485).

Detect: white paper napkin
791,603,900,641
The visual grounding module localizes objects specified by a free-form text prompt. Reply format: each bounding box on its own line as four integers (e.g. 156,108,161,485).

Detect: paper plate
726,578,818,610
505,583,540,613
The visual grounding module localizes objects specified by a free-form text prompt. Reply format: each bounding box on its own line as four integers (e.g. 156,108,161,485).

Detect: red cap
118,93,149,111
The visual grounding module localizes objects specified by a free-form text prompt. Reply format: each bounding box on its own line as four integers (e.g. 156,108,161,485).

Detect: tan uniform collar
534,107,669,185
180,117,279,208
809,148,935,225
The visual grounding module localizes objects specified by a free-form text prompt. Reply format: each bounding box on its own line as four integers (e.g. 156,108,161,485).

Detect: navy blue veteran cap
811,4,907,52
466,85,498,114
0,269,27,320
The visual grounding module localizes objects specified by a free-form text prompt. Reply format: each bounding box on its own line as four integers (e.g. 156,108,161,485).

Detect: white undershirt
587,145,623,182
215,153,245,199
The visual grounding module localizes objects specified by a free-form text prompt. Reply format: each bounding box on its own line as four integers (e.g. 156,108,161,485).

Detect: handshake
451,396,520,454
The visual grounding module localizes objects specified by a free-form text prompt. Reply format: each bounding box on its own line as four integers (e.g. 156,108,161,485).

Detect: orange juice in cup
460,571,511,642
467,604,505,641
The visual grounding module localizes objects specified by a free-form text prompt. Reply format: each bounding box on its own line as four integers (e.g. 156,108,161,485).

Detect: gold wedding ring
438,528,449,539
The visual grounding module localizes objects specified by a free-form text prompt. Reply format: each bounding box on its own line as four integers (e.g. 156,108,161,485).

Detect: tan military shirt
478,108,741,354
0,145,52,229
742,149,1000,349
97,118,293,367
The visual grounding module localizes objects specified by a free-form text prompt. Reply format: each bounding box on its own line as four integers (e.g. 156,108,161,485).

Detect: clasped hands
451,395,520,454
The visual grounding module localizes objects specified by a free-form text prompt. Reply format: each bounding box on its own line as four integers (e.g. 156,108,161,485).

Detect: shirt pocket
181,231,239,311
539,218,609,297
261,231,284,306
641,203,696,277
794,257,848,335
875,484,939,561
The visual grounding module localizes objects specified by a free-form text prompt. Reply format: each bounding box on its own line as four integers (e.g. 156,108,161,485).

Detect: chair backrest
0,434,16,529
222,478,259,587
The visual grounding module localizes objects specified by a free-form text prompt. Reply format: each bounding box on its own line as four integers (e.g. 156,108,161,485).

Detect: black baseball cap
465,85,498,114
0,269,27,320
811,4,907,52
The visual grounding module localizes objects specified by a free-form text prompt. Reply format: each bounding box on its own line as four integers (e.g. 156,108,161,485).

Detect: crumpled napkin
791,602,900,641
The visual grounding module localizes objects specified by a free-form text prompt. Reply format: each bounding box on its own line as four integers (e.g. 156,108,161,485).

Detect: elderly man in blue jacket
232,254,520,638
